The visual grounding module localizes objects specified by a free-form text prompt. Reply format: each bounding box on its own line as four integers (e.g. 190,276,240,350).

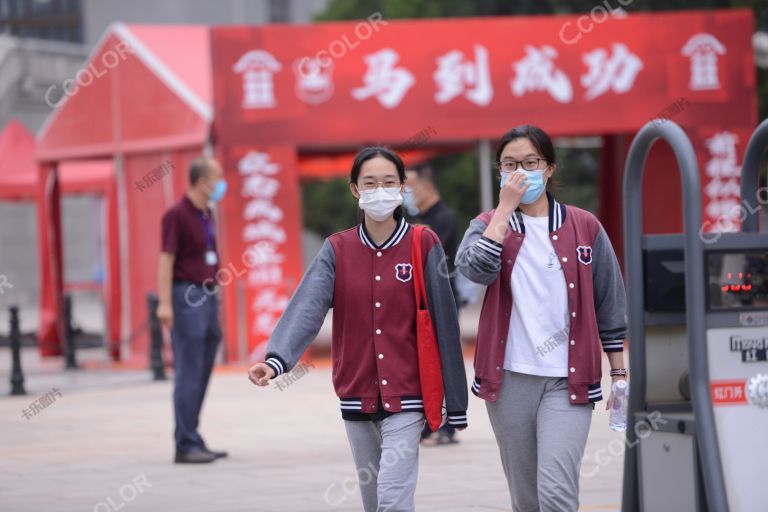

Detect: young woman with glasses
456,125,628,511
248,146,468,512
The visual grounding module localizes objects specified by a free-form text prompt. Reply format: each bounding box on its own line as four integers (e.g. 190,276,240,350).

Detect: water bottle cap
613,380,628,395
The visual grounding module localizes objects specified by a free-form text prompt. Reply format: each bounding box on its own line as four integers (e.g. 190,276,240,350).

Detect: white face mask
357,187,403,221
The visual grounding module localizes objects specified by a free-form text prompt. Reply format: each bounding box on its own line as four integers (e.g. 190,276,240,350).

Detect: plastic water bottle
609,380,628,432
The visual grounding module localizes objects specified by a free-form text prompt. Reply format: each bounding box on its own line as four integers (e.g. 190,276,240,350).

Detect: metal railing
740,118,768,233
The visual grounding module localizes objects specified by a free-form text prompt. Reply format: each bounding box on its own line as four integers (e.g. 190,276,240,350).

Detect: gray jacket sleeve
591,227,627,352
264,239,335,376
424,242,469,428
455,218,503,286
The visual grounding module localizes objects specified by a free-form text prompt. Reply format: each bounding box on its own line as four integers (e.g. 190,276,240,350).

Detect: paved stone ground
0,348,624,511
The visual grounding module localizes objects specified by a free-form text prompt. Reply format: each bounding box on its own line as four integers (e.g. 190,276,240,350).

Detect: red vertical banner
217,145,302,362
691,127,754,236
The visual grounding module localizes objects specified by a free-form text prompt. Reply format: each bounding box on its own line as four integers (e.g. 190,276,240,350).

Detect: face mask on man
357,187,403,221
208,179,227,203
402,187,420,216
500,169,546,204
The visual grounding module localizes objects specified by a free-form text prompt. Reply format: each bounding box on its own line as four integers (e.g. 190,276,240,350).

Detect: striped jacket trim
339,396,425,414
472,376,604,403
358,216,410,249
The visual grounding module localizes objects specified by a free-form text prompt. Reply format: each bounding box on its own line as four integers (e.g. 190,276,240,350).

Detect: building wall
0,35,87,133
81,0,330,44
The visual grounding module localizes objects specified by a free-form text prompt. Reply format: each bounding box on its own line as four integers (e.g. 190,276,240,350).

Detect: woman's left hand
605,375,628,410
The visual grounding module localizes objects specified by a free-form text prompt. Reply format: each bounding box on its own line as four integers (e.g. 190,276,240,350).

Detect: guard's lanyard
199,211,214,250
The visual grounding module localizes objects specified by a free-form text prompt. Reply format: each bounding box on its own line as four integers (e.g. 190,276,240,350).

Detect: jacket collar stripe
550,192,567,232
548,192,563,232
508,211,523,233
510,193,567,235
358,224,377,249
382,217,409,249
358,217,410,250
508,215,516,232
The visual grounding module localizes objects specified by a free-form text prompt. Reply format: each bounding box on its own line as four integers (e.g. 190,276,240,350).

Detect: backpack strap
411,225,429,311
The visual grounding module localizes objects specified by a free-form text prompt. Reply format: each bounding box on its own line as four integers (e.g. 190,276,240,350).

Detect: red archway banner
212,10,755,146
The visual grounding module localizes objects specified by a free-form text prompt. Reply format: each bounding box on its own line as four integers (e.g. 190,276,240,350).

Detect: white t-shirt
503,213,570,377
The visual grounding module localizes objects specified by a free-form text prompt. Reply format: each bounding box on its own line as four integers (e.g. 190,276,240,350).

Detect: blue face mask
500,170,546,204
402,187,420,216
209,179,227,203
520,170,545,204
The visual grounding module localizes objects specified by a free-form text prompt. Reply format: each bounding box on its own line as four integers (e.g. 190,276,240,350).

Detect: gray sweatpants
344,412,425,512
486,371,593,512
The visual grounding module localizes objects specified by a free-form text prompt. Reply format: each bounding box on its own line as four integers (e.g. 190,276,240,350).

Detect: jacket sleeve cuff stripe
447,412,468,427
265,357,285,377
476,236,503,256
601,340,625,352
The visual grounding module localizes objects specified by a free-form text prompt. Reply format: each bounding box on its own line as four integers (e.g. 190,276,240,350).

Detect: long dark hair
495,125,558,192
350,146,406,220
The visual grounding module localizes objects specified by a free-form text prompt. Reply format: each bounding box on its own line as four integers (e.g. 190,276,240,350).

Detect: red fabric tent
0,119,119,356
0,120,38,200
36,24,213,359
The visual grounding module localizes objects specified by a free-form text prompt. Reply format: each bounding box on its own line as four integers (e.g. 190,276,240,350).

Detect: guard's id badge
205,250,218,266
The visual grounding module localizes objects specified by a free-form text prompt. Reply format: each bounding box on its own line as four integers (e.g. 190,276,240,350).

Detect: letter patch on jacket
576,245,593,265
395,263,413,282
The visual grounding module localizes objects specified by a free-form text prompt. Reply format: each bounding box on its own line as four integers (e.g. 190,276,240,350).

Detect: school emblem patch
395,263,413,282
576,246,593,265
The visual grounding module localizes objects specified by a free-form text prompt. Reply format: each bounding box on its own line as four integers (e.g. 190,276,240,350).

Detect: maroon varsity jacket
455,194,627,405
264,217,469,427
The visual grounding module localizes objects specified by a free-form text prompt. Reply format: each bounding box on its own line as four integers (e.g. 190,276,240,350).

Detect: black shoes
174,450,217,464
174,448,229,463
204,448,228,459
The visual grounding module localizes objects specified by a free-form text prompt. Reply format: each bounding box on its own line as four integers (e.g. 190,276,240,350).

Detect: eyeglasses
356,179,402,192
495,158,549,172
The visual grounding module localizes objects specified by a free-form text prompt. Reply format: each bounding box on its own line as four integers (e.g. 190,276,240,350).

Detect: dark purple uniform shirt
161,196,218,284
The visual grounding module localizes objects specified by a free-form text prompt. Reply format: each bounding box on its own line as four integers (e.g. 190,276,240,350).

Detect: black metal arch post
621,121,728,512
740,118,768,233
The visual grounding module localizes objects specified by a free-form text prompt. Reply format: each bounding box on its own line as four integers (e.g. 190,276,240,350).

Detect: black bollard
9,306,26,395
147,293,167,381
63,294,78,369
